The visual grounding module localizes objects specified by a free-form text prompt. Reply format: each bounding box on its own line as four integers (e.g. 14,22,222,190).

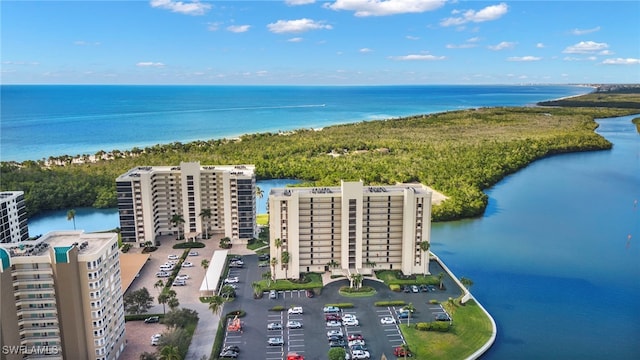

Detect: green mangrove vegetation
2,90,639,221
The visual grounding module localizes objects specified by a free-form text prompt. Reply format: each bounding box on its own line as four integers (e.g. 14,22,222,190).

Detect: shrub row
173,242,205,249
270,306,285,311
374,300,406,307
124,313,163,322
415,321,451,332
324,303,354,309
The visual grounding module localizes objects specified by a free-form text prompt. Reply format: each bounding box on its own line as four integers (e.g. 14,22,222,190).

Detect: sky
1,0,639,85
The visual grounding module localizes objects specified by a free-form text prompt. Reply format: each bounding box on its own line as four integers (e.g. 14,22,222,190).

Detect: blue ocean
6,85,640,359
0,85,590,162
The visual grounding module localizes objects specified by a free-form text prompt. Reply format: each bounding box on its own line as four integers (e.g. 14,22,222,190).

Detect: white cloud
563,41,608,54
562,56,597,62
74,41,100,46
570,26,601,35
326,0,445,17
406,35,420,40
536,43,544,48
389,54,446,61
446,43,477,49
267,18,333,33
285,0,316,5
207,22,221,31
360,48,373,53
599,50,614,55
288,37,304,42
507,56,541,62
602,58,640,65
441,3,508,27
488,41,516,51
149,0,211,16
227,25,251,33
2,61,39,65
137,62,165,67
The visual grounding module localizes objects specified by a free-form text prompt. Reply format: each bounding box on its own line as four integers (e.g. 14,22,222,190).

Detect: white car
224,276,239,283
326,320,342,327
172,280,187,286
168,254,179,260
323,306,340,313
348,339,366,347
267,322,282,330
380,316,396,324
287,320,302,329
288,306,303,315
175,274,190,281
150,333,161,340
188,251,199,256
343,318,359,326
351,350,370,359
155,271,170,277
223,283,238,289
182,261,193,267
327,329,343,338
342,314,357,322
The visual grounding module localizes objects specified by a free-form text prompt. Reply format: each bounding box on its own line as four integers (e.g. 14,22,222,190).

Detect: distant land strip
2,86,639,221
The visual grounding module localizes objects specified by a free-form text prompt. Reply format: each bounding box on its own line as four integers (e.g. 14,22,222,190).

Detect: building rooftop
0,231,116,258
270,183,431,197
116,163,255,181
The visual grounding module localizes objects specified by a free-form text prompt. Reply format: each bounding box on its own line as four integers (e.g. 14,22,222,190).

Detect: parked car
327,334,344,342
419,284,429,292
411,285,419,293
267,322,282,330
350,344,368,352
219,350,238,358
342,314,357,322
144,316,159,324
325,314,342,322
306,289,314,298
155,271,170,278
347,333,363,341
151,337,160,346
224,276,239,283
258,262,270,267
269,290,278,299
175,274,190,280
327,329,343,338
403,286,411,293
222,345,240,353
172,279,187,286
287,320,302,329
258,254,270,261
393,346,413,357
182,261,193,267
150,334,161,341
288,306,303,315
351,350,371,359
168,254,179,260
229,261,244,268
329,340,346,348
348,339,366,347
323,306,340,313
435,313,451,322
380,316,396,324
326,320,342,327
268,337,284,346
397,311,409,319
343,318,359,326
188,251,199,256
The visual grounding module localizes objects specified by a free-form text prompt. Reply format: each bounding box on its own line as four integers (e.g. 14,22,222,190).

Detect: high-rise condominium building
0,231,126,360
116,162,256,246
1,191,30,243
269,181,432,280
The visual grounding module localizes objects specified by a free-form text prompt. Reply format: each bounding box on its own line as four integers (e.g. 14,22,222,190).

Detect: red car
393,346,413,357
325,314,342,322
347,333,364,341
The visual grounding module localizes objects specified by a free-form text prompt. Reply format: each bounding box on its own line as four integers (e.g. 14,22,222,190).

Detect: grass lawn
401,300,493,359
257,214,268,225
256,272,323,291
375,270,439,286
247,239,268,251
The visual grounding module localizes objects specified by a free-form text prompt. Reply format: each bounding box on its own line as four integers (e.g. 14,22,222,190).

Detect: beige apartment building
0,231,126,360
116,162,256,246
269,181,432,280
1,191,30,243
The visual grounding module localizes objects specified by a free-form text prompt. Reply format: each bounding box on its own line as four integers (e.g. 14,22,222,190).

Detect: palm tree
201,259,210,294
167,296,179,311
256,186,264,214
270,257,278,281
208,295,224,317
66,209,76,230
349,273,363,289
262,271,272,287
419,240,430,274
400,343,411,360
251,282,263,298
199,208,212,239
157,291,168,315
170,213,185,240
158,345,180,360
221,285,235,299
281,251,290,279
438,272,445,290
460,277,474,296
403,302,416,326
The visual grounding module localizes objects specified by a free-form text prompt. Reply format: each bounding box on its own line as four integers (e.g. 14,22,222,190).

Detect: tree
157,291,169,315
400,343,411,360
281,250,290,279
460,277,474,291
66,209,76,230
139,352,158,360
154,280,165,294
199,208,212,239
219,237,231,249
350,273,363,289
327,259,340,269
438,272,445,290
201,259,210,293
328,347,346,360
158,345,181,360
262,271,272,287
208,296,224,317
419,241,431,274
163,308,198,329
123,287,154,314
403,303,416,326
170,213,185,240
220,285,236,299
256,186,264,214
270,257,278,281
167,295,180,311
251,282,263,298
365,259,377,269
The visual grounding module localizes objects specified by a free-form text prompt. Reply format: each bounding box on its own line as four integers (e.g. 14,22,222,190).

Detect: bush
270,306,285,311
173,242,205,249
225,310,246,318
415,321,451,332
324,303,354,309
121,243,132,253
429,299,439,304
375,300,406,307
141,246,157,253
124,313,164,322
390,284,401,292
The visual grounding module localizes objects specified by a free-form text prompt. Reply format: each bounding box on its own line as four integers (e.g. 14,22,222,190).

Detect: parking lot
217,257,460,360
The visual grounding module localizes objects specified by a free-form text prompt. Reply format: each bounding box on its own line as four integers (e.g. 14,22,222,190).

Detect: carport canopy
200,249,228,297
119,253,151,293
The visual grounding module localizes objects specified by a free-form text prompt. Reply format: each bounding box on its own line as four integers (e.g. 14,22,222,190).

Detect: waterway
26,116,639,359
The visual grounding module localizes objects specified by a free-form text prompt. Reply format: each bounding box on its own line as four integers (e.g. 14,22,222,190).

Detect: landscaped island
2,89,639,221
